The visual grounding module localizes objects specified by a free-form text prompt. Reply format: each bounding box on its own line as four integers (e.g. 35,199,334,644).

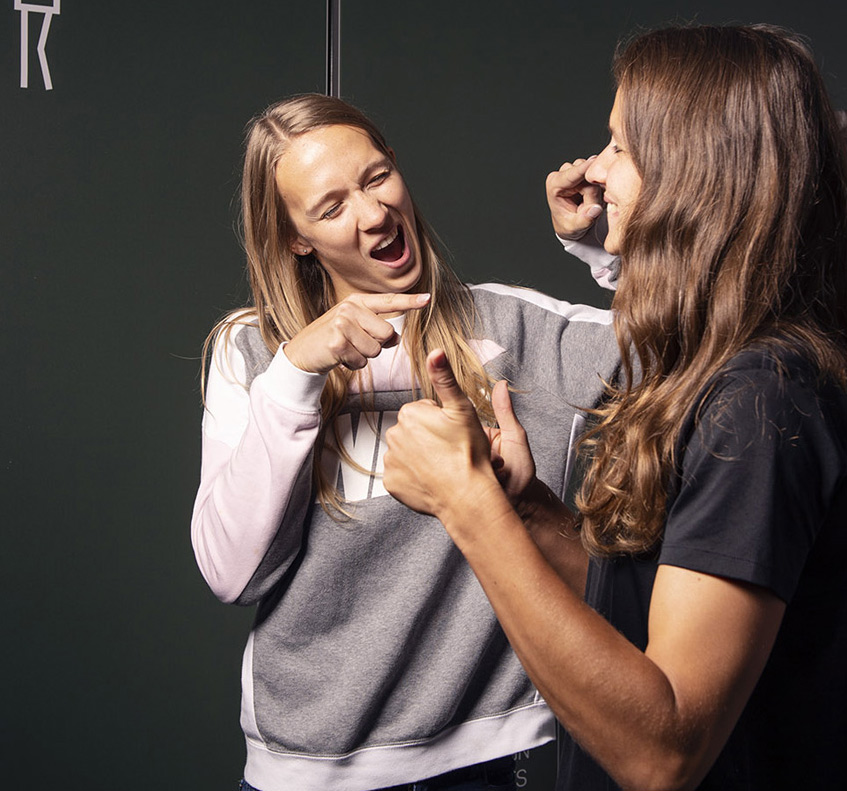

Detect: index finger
547,156,598,193
354,292,432,314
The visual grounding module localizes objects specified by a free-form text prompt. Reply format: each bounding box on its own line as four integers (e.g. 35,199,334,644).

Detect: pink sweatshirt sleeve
190,323,327,604
557,213,620,291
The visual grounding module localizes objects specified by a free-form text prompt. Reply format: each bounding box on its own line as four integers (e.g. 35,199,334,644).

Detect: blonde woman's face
276,125,421,302
586,91,642,255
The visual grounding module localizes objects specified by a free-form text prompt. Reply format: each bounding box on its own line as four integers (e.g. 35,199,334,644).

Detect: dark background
3,2,846,789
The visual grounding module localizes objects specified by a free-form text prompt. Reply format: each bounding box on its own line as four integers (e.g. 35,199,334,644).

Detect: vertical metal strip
326,0,341,96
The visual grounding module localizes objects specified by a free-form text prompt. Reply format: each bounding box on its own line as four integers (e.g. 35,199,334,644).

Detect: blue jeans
238,756,516,791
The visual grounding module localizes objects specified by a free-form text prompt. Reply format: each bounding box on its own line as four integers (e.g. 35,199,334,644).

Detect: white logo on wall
15,0,60,90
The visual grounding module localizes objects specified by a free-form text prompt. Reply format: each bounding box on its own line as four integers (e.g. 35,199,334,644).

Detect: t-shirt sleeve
658,365,839,602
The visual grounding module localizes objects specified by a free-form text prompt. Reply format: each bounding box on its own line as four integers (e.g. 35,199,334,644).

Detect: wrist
439,471,518,547
263,343,328,410
513,476,547,521
516,479,579,539
555,227,590,242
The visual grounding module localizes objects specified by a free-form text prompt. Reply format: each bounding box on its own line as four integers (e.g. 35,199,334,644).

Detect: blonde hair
578,25,847,556
205,94,494,516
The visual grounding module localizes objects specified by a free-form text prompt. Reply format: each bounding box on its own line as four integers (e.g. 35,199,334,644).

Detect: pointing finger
548,156,597,192
356,292,431,315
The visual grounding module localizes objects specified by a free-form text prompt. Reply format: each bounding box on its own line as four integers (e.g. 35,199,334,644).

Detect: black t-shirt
558,346,847,790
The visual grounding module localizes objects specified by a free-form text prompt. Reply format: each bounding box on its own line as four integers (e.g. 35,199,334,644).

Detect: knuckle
334,301,357,320
396,404,419,426
327,337,347,357
349,350,370,368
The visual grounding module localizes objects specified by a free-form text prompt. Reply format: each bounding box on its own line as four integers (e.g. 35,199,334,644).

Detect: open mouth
370,225,406,263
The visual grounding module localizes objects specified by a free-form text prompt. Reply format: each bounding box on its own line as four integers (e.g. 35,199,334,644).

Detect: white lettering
15,0,60,90
324,411,398,502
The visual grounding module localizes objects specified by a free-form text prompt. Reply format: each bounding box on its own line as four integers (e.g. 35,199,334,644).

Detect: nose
585,145,611,187
356,191,390,231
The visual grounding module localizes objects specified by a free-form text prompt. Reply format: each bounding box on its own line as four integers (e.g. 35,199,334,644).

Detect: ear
288,237,313,257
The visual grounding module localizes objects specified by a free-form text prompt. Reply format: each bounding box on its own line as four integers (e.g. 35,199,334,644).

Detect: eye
321,203,342,220
368,169,391,186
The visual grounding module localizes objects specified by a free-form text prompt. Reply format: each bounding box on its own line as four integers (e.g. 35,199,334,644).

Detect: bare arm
384,351,785,790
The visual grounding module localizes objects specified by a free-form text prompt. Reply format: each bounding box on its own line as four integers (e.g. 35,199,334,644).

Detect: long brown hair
205,94,493,515
578,25,847,556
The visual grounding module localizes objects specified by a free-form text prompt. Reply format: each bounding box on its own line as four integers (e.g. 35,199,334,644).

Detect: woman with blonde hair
384,24,847,791
190,94,619,791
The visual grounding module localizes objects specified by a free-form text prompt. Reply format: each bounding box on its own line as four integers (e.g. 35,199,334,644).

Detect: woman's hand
384,349,504,523
485,381,537,503
283,292,431,374
546,157,605,240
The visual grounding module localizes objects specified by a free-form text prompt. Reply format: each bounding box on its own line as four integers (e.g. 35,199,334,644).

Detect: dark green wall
3,2,845,789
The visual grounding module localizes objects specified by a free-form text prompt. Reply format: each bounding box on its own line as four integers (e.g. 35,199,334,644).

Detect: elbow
194,553,244,604
191,519,248,604
208,579,243,605
612,749,708,791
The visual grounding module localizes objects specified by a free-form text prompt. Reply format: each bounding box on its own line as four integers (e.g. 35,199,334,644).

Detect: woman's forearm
439,474,781,791
440,479,680,787
384,351,784,790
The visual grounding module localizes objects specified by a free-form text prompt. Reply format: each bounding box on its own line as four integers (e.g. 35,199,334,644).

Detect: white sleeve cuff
257,344,328,412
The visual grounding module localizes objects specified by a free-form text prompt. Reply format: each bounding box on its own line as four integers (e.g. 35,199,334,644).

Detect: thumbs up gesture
384,350,536,522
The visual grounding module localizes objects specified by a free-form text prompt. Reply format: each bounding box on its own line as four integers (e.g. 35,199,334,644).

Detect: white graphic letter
16,0,60,90
325,411,398,502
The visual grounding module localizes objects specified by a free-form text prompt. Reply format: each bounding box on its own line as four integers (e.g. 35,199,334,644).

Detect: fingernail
586,205,603,219
588,154,598,161
417,293,431,304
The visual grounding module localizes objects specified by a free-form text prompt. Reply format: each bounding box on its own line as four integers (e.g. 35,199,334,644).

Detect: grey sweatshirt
192,282,620,791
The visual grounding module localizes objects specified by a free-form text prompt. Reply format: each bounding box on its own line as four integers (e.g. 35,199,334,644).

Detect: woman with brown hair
190,94,620,790
384,24,847,791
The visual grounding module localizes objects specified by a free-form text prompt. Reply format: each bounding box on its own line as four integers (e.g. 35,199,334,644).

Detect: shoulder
694,346,847,448
675,343,847,514
466,283,620,397
209,310,272,389
662,345,847,601
468,282,613,325
212,308,259,347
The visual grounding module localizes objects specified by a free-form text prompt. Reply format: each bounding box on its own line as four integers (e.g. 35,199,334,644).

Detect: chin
398,264,424,295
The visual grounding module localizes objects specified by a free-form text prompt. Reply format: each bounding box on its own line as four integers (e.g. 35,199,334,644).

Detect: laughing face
275,124,422,302
586,91,643,256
